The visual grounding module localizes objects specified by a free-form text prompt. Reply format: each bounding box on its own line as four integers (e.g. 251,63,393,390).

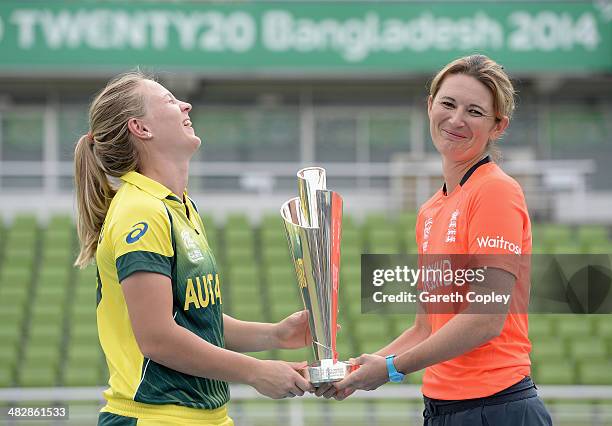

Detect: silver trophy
281,167,351,385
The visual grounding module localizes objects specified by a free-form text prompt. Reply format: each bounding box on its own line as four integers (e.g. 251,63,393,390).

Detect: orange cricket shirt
415,156,532,400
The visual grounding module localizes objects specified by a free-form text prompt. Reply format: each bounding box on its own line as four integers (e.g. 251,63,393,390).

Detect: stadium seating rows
0,213,611,387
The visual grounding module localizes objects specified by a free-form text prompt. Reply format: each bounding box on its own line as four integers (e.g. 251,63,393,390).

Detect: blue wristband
385,355,405,383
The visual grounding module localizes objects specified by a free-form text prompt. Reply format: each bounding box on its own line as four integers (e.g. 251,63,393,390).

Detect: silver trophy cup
281,167,351,385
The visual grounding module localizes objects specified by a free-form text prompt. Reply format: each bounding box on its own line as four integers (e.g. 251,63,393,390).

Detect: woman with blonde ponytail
76,72,316,426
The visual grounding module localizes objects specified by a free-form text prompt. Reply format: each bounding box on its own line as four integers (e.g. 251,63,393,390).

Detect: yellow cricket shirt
95,171,229,421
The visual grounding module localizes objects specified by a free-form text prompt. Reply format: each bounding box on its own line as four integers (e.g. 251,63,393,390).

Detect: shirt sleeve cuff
116,251,172,282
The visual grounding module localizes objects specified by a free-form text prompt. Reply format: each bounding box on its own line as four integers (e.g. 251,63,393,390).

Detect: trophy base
308,359,352,386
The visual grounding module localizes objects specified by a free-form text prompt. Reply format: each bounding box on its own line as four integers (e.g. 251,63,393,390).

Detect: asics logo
126,222,148,244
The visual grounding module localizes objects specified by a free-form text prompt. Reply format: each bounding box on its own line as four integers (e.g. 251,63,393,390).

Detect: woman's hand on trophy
249,360,314,399
314,382,350,399
274,310,312,349
274,310,342,349
333,354,388,396
313,359,359,400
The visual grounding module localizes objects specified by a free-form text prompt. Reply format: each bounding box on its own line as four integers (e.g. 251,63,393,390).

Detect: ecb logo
126,222,149,244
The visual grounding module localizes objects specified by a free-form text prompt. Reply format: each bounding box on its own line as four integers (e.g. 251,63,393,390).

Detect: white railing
0,158,596,222
1,385,612,426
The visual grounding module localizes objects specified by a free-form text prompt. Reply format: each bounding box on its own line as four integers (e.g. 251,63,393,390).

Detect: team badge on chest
181,229,204,262
423,217,433,252
445,210,460,243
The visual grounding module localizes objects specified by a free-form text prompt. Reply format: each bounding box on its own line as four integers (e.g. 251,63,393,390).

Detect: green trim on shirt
116,251,172,282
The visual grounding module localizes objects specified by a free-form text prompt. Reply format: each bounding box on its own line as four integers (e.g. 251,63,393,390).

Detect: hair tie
87,131,94,145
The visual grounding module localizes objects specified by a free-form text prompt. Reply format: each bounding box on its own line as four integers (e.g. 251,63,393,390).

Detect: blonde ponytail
74,71,150,268
74,134,116,267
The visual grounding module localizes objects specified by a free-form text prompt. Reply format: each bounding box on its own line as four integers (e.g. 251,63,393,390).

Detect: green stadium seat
71,304,97,323
528,316,552,339
550,243,582,254
368,229,399,246
556,316,593,337
0,285,28,305
578,361,612,384
587,242,612,254
225,235,255,254
340,297,361,314
275,348,311,363
268,284,298,300
535,360,575,384
401,231,418,253
353,319,394,352
0,366,13,387
203,227,219,251
63,365,101,386
568,337,608,361
67,344,103,366
75,266,97,284
0,340,19,369
18,364,57,387
225,248,255,266
261,249,291,268
228,268,260,294
35,285,68,304
228,263,258,278
530,338,566,363
399,211,418,229
42,230,72,245
264,263,297,287
4,239,36,256
0,306,25,333
75,276,96,292
11,214,38,230
199,213,215,229
70,323,98,344
269,300,302,322
341,251,361,269
353,318,392,337
42,249,72,265
261,227,286,246
30,304,64,323
232,304,265,322
73,292,95,307
28,324,63,343
342,230,362,249
0,266,31,285
225,213,250,229
336,341,354,360
5,216,36,230
408,368,425,385
230,283,261,307
364,213,392,231
367,228,401,253
390,315,415,335
47,214,73,230
23,344,61,369
261,213,284,228
100,361,109,382
1,251,34,271
596,317,612,338
541,224,573,247
577,225,609,249
342,216,357,233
